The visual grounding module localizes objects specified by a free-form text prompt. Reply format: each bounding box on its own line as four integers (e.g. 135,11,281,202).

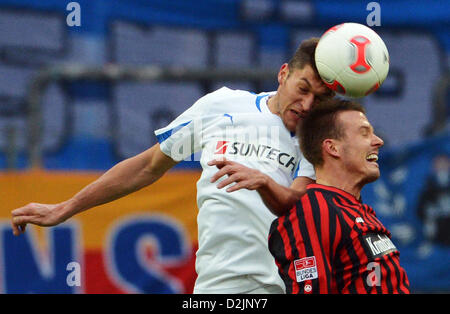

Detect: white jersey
155,87,315,294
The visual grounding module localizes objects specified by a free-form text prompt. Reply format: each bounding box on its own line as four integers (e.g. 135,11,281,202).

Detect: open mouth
290,109,303,119
366,153,379,163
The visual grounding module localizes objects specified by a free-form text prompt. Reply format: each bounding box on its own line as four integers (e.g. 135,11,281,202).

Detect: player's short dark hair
288,37,320,75
298,98,366,167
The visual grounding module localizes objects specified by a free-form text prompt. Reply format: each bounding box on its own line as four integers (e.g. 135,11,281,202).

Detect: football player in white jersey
11,38,333,294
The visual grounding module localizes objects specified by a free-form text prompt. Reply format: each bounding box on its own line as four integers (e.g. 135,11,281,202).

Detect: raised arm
11,143,177,235
208,159,314,216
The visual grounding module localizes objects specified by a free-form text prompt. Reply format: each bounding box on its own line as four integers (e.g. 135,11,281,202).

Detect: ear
278,63,289,85
322,139,341,159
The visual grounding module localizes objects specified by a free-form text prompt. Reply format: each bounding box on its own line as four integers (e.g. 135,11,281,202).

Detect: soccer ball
315,22,389,98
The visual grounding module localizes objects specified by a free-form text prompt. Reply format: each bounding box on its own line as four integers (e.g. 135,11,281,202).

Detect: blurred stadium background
0,0,448,293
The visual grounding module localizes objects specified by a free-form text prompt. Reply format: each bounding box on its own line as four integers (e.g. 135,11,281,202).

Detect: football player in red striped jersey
268,98,410,293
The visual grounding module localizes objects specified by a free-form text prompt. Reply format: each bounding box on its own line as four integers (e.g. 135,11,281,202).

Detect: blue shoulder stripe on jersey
156,121,191,143
292,161,300,179
224,113,234,124
255,94,269,112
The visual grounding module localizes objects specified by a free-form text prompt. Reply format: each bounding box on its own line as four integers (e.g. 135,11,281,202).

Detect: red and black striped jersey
268,183,410,294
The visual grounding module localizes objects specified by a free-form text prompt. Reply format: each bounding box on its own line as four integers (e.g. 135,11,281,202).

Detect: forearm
11,144,177,235
209,158,309,217
59,145,175,221
257,178,303,217
64,160,147,214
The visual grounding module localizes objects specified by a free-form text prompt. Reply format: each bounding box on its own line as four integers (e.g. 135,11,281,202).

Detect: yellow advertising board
0,170,201,293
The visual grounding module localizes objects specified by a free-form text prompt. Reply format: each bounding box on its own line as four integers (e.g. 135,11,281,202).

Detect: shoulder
293,188,340,218
201,86,255,102
269,204,295,235
196,86,262,113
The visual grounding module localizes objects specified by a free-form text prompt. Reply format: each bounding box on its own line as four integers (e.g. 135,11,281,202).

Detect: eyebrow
359,125,374,132
301,77,335,98
300,78,311,88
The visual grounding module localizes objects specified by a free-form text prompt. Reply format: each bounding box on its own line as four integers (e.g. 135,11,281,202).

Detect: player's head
288,37,321,75
299,98,384,184
271,38,335,132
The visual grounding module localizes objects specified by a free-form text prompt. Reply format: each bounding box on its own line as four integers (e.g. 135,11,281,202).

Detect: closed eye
299,88,309,94
360,125,373,136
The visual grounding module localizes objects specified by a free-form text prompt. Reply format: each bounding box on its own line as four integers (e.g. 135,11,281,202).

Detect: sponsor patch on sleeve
294,256,318,283
363,233,398,259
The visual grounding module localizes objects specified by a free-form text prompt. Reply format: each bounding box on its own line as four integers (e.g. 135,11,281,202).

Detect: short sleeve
293,155,316,180
154,87,230,162
154,99,207,162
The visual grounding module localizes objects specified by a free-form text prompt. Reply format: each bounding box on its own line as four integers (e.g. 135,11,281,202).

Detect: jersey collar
255,92,275,114
307,183,362,204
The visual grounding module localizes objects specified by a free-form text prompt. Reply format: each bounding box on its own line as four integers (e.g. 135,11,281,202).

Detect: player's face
336,111,384,184
275,64,332,132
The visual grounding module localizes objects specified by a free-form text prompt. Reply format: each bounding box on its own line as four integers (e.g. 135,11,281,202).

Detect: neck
267,93,279,115
315,163,363,200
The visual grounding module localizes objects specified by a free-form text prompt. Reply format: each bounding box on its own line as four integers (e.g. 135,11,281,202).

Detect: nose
373,133,384,147
302,94,315,112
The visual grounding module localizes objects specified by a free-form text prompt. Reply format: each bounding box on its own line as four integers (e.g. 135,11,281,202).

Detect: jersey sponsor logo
363,233,397,259
294,256,318,283
214,140,297,171
215,141,229,155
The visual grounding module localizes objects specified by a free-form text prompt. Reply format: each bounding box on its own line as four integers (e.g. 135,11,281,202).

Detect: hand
11,202,67,236
208,158,268,192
